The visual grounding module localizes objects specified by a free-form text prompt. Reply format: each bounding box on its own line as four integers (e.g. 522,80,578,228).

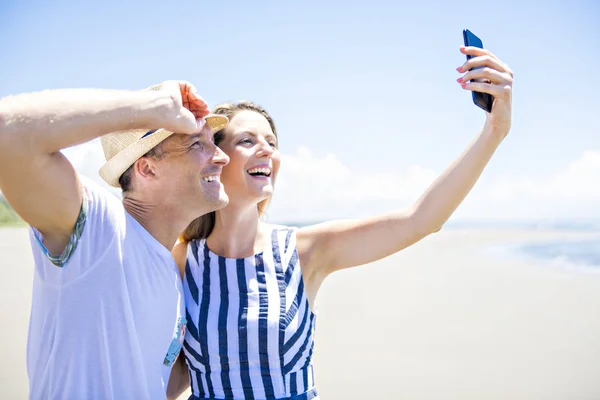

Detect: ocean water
284,219,600,271
449,220,600,271
517,237,600,269
478,228,600,271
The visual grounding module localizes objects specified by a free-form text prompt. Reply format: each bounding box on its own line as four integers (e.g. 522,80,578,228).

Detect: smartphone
462,29,493,113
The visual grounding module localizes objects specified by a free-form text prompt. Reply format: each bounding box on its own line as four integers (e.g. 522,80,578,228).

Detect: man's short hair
118,144,166,192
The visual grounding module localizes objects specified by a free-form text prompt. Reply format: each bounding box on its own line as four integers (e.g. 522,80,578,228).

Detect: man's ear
133,157,159,183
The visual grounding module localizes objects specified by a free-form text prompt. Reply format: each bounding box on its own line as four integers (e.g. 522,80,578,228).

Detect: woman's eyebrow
237,130,276,141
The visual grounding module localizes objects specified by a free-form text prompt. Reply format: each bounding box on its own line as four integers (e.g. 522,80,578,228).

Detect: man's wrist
140,89,176,130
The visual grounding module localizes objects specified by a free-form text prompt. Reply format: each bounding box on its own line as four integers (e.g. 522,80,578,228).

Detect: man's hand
0,81,213,254
147,80,211,134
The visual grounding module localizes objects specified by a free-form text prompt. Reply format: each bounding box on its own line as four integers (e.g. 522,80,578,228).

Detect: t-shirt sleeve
29,175,126,284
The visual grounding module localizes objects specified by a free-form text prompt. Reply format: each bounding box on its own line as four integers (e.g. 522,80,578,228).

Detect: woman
169,45,514,400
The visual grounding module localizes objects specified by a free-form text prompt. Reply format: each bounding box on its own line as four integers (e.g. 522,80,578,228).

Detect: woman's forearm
411,122,507,235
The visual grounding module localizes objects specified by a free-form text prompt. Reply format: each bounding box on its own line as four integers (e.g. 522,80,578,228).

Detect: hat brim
205,114,228,133
99,129,173,188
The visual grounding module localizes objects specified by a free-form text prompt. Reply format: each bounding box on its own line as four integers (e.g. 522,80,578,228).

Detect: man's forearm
0,88,173,155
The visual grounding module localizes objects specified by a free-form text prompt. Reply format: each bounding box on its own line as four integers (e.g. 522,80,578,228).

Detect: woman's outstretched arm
298,46,514,287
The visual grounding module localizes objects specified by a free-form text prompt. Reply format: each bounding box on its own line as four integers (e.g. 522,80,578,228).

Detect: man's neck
123,196,186,250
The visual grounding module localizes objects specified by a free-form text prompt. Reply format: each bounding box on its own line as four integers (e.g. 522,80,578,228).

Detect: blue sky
1,1,599,223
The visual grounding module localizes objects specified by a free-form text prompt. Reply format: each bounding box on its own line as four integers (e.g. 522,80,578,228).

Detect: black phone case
462,29,493,113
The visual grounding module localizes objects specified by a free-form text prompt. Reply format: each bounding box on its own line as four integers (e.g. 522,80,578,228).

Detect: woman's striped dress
182,226,318,400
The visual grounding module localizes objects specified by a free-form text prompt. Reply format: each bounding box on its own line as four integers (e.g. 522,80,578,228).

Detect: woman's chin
226,186,273,205
251,186,273,202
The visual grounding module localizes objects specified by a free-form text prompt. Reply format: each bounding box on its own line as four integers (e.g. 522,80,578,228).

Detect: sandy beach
2,226,600,399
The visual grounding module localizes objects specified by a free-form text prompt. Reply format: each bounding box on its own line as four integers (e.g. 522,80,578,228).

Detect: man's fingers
195,117,207,132
192,109,210,119
178,81,209,119
152,80,211,132
174,81,205,106
176,112,207,135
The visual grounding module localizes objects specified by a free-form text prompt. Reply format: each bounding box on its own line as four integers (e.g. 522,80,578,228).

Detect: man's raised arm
0,82,208,254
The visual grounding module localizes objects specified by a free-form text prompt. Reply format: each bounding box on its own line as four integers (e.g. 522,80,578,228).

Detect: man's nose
212,145,229,165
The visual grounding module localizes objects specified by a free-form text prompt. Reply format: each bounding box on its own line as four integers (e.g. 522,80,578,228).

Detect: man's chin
191,195,228,219
209,191,229,210
216,194,229,209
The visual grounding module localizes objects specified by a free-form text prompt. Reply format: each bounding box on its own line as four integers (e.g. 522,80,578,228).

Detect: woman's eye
239,138,253,145
190,141,203,149
269,142,277,148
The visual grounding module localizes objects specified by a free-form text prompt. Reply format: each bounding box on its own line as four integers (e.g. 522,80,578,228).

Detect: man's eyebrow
185,134,202,143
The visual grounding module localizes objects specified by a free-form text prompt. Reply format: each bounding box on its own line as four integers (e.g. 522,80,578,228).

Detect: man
0,81,229,399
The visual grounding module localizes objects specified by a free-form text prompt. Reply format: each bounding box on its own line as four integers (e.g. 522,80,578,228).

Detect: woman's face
216,110,280,207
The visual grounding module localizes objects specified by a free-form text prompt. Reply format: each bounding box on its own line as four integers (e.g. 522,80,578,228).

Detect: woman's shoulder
171,240,190,279
172,238,208,279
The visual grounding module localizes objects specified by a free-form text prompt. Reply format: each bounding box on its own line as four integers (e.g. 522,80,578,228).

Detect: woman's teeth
247,167,271,176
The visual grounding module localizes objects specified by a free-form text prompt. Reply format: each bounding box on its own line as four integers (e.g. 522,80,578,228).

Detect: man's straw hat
98,85,228,188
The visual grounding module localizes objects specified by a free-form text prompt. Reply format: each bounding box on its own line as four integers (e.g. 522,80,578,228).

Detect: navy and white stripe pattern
183,226,318,400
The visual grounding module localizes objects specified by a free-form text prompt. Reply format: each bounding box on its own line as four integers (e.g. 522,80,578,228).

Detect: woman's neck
207,203,269,259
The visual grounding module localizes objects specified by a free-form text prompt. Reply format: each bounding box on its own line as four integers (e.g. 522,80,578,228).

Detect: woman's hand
457,46,514,137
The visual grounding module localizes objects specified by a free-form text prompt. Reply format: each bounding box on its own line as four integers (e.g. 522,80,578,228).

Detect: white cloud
268,146,437,222
268,148,600,223
458,150,600,221
62,141,600,224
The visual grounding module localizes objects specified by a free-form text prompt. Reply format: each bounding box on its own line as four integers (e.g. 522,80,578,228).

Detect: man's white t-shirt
27,177,186,400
